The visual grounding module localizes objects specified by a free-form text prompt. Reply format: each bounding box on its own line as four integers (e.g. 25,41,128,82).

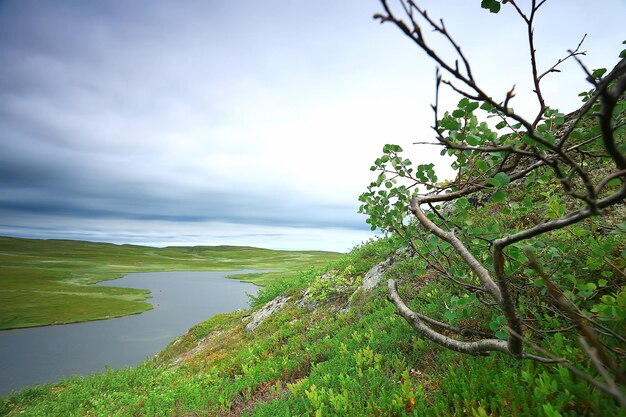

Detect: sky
0,1,624,252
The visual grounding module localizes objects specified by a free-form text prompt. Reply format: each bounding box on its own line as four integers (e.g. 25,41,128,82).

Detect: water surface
0,270,259,396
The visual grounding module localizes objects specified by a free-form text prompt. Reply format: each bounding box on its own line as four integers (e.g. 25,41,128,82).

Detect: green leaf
492,191,506,202
452,109,465,118
591,68,607,79
495,121,507,129
486,172,510,187
495,329,508,340
457,198,470,208
481,0,501,14
476,159,489,172
480,102,495,112
494,172,510,186
571,227,589,237
466,135,481,146
570,129,583,140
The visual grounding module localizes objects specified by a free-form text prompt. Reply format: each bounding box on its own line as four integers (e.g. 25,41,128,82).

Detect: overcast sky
1,1,624,251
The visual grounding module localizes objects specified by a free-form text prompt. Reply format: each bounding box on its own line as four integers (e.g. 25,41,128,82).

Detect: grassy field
0,236,342,330
2,238,622,416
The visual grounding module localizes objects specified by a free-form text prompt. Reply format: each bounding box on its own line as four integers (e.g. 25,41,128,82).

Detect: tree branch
388,279,508,355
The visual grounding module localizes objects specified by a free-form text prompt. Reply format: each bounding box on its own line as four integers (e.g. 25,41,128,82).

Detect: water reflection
0,271,259,396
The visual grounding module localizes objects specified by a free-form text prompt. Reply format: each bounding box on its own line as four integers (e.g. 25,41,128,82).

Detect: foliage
362,0,626,407
306,267,363,303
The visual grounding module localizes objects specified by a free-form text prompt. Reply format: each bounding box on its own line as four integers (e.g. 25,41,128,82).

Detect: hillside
1,226,624,415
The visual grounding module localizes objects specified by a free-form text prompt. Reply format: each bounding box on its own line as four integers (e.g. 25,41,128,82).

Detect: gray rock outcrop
244,295,290,332
359,256,394,291
295,287,316,311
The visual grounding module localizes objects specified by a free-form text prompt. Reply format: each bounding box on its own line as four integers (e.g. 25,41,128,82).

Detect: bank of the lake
0,236,342,330
0,270,260,396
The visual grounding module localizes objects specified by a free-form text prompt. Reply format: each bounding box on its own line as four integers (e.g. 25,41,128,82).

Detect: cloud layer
1,0,624,251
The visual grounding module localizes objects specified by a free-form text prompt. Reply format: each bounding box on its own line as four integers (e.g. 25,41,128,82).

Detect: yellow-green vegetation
0,236,341,330
3,1,626,414
1,238,623,416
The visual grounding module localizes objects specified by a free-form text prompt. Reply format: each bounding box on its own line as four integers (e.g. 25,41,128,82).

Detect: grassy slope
0,236,342,330
1,239,623,416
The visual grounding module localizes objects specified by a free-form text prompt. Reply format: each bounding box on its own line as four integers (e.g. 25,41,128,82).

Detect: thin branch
595,169,626,195
537,34,587,82
410,308,493,339
494,182,626,250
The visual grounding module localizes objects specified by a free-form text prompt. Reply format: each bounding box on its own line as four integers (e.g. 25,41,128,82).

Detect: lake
0,270,259,396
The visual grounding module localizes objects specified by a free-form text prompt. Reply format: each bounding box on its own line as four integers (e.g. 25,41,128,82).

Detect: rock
359,257,394,291
244,295,290,332
342,247,415,313
295,287,316,311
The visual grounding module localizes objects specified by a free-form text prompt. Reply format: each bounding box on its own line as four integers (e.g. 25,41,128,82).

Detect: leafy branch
361,0,626,407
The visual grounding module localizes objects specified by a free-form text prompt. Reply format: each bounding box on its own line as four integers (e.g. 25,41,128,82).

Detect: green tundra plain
0,236,342,330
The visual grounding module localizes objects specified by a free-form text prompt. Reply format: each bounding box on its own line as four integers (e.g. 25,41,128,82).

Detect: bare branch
537,34,587,82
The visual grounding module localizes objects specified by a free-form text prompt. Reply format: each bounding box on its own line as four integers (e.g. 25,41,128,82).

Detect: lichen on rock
243,295,291,332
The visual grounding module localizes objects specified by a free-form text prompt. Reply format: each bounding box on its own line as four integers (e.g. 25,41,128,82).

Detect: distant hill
0,236,342,330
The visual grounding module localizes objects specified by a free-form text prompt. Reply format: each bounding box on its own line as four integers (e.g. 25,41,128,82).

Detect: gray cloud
1,0,624,250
